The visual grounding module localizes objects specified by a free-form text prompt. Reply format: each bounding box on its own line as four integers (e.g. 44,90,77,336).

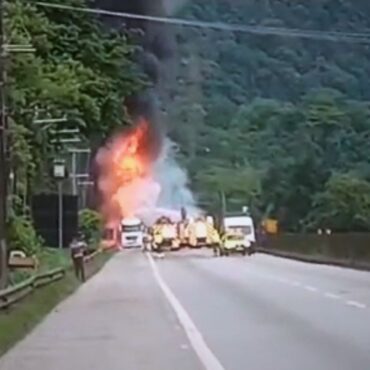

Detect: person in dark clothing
70,234,87,282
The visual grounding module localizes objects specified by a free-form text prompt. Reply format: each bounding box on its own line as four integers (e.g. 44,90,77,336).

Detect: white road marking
304,285,318,292
147,253,226,370
324,292,341,300
346,300,366,309
248,262,368,311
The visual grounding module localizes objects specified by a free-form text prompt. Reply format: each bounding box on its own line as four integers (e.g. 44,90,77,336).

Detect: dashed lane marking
147,253,226,370
304,285,318,292
346,300,366,309
246,265,368,310
324,292,341,300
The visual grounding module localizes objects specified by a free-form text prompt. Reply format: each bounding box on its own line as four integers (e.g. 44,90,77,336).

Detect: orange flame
97,118,160,226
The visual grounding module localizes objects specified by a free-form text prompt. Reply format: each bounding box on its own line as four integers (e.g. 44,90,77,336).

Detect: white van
224,215,256,246
120,217,144,249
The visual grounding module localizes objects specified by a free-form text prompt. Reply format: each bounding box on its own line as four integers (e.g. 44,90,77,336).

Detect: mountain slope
162,0,370,230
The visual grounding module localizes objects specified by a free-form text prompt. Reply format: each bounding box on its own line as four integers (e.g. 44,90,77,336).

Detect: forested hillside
165,0,370,231
7,0,142,252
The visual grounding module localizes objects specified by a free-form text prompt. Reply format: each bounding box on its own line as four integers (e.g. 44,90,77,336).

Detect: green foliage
7,0,144,209
165,1,370,231
38,248,70,272
178,0,370,102
8,270,33,286
310,174,370,232
171,85,370,230
7,215,44,256
79,209,103,245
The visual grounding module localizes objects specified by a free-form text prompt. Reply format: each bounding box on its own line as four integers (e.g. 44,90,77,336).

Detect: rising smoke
152,139,198,214
94,0,198,224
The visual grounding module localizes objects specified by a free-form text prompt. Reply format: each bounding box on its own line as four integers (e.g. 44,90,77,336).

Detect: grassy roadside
0,250,113,357
7,248,70,287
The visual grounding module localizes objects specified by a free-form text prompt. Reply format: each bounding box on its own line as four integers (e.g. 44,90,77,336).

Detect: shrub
79,209,103,246
7,215,44,256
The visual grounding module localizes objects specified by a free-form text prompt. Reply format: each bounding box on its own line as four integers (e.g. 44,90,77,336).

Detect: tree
8,0,144,205
309,174,370,232
195,165,261,212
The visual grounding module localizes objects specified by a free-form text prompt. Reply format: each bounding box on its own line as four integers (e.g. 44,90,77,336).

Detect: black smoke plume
91,0,199,218
93,0,177,158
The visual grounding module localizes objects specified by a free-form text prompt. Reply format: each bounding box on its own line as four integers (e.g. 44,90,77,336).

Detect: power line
35,1,370,43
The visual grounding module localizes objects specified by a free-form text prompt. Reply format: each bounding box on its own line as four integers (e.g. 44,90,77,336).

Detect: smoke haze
94,0,199,222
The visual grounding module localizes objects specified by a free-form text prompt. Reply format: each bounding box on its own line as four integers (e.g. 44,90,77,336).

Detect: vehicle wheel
241,249,247,256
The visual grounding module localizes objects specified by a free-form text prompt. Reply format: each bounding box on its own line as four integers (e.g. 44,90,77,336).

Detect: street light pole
0,0,8,288
58,180,63,249
53,160,66,249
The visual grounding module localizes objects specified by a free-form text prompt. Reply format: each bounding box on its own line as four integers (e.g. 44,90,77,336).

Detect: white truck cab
120,217,143,249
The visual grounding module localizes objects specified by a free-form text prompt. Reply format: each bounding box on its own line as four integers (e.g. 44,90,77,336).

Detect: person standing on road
70,233,87,282
142,227,153,252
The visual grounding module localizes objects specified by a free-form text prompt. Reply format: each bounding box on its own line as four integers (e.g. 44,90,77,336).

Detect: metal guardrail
0,249,102,310
83,250,100,263
0,268,66,310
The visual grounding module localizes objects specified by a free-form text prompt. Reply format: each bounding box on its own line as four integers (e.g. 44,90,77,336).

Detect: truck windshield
122,225,141,232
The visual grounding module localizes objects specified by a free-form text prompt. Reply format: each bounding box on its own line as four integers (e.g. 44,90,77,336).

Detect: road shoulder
0,251,202,370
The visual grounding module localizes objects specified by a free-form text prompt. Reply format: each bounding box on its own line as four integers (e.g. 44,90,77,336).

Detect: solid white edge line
147,253,226,370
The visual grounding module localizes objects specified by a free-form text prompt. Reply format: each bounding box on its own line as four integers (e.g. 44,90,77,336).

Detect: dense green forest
7,0,142,252
164,0,370,231
7,0,370,233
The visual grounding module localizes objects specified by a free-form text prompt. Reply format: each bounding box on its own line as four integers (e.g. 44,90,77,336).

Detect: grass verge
0,250,113,358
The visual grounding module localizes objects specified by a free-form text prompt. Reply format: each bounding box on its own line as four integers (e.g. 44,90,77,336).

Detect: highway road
1,249,370,370
157,250,370,370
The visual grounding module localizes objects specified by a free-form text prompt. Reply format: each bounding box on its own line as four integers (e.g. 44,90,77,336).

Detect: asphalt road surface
1,249,370,370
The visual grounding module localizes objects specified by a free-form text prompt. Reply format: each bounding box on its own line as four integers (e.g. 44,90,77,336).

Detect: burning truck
94,0,202,249
96,117,201,250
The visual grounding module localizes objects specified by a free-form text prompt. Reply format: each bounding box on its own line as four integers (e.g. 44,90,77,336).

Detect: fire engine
152,216,180,251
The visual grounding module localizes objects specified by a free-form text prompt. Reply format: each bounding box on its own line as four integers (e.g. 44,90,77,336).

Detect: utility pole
53,159,67,249
0,0,7,289
68,148,90,199
71,150,77,196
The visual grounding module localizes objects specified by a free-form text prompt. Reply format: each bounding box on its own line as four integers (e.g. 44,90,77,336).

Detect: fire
97,118,161,226
113,119,147,183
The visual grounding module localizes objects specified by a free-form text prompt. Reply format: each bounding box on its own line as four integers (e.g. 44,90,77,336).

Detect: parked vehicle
120,217,144,249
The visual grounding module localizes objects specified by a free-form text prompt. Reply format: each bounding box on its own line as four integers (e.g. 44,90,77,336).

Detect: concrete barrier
257,233,370,271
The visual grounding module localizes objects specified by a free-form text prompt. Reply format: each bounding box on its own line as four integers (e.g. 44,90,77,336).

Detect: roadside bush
7,215,44,256
79,209,103,246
